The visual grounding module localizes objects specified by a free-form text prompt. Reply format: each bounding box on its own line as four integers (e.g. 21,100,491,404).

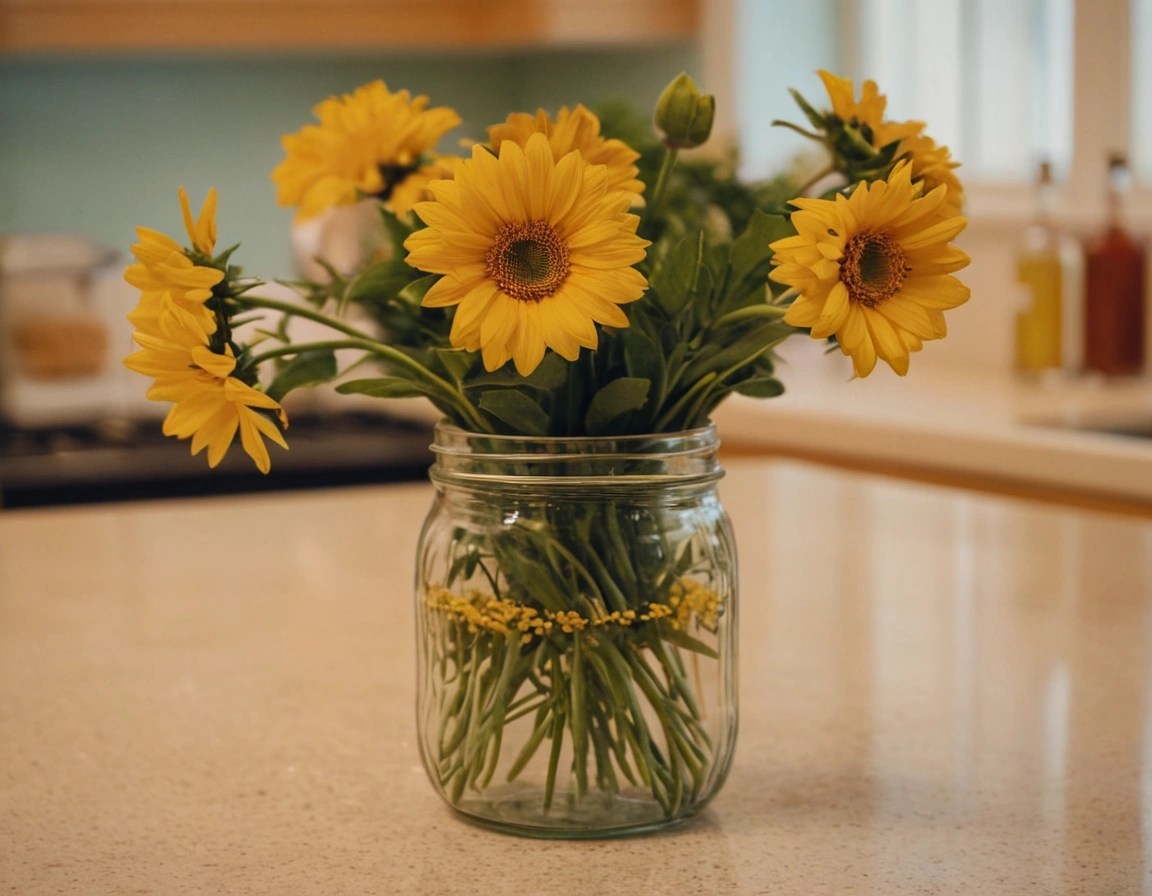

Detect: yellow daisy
818,70,964,213
124,296,288,472
179,186,217,256
403,133,650,376
892,130,965,217
817,69,890,133
272,80,461,221
124,229,222,338
124,187,225,337
770,161,971,377
387,154,461,217
487,105,645,199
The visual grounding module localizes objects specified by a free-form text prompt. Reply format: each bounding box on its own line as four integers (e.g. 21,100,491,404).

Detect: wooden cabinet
0,0,699,53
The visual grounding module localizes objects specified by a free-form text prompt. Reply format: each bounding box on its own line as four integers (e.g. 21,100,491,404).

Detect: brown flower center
486,220,570,302
840,231,908,307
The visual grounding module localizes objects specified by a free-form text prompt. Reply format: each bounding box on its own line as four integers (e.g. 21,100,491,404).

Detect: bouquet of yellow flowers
123,71,969,836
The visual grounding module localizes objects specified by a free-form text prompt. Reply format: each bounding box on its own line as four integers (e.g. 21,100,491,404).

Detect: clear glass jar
415,423,738,838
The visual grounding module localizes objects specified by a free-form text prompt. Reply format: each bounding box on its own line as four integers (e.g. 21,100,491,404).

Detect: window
1133,0,1152,184
725,0,1146,218
853,0,1073,183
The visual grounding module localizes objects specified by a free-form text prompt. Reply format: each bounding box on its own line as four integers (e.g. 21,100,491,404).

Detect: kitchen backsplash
0,44,697,278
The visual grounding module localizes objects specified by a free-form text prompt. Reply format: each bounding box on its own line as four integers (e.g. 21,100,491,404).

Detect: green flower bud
654,73,715,150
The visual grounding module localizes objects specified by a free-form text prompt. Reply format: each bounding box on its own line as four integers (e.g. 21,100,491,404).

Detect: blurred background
1,0,1149,508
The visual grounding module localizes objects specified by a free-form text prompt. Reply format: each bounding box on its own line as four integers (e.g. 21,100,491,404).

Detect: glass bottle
1014,161,1063,373
1083,153,1146,376
414,423,738,838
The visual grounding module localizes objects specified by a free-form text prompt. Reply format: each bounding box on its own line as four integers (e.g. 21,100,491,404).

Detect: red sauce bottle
1083,153,1146,377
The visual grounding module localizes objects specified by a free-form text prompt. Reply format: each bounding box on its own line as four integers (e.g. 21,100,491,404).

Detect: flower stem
237,296,489,431
646,147,680,225
237,295,377,341
794,164,836,197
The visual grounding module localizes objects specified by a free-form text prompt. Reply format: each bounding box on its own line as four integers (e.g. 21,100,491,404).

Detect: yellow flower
893,131,965,217
387,154,461,217
272,80,461,221
487,104,645,199
818,70,964,213
124,295,288,473
403,133,650,376
770,161,971,378
124,227,222,338
817,69,890,133
179,186,217,255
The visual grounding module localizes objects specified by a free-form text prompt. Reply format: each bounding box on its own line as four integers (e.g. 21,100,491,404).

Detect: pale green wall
734,0,841,178
0,43,697,278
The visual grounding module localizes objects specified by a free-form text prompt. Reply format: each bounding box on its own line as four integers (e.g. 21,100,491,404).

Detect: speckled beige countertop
2,459,1151,894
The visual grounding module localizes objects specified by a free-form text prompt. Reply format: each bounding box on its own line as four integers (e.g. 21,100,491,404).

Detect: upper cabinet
0,0,699,53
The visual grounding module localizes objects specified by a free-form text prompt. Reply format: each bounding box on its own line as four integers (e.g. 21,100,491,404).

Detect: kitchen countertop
2,459,1151,894
713,343,1152,512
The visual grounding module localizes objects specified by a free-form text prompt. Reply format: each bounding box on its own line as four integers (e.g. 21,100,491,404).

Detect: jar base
447,788,701,839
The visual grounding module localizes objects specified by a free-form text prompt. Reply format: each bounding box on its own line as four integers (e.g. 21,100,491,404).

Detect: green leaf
380,207,416,257
690,264,715,323
524,351,569,390
648,232,703,316
733,376,785,398
789,87,828,131
398,274,438,305
266,350,337,402
584,377,651,435
465,350,568,391
714,302,788,329
729,210,794,286
479,389,551,435
433,348,476,382
622,328,665,410
682,322,792,383
335,376,432,399
345,259,414,306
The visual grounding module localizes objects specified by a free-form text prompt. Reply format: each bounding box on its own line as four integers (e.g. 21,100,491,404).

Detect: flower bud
654,73,715,150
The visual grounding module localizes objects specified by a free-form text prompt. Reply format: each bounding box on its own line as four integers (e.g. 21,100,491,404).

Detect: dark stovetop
0,411,434,508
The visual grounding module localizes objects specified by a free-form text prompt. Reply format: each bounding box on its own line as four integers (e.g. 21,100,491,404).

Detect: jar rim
428,420,723,491
433,420,717,445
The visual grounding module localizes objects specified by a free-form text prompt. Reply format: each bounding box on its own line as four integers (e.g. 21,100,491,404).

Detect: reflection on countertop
1,458,1150,893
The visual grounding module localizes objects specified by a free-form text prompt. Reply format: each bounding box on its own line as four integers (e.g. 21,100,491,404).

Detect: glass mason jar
415,423,738,838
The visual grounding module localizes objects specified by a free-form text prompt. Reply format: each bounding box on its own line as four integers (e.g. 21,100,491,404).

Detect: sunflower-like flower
124,188,223,337
403,133,650,376
891,130,964,217
770,161,970,377
816,70,964,214
124,297,288,472
387,154,461,217
817,69,891,135
178,185,217,256
272,80,461,221
487,105,645,199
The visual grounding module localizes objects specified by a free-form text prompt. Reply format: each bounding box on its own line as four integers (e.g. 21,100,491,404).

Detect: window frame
703,0,1152,235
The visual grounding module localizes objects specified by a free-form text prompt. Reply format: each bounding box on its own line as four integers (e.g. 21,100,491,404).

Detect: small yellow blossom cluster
667,578,721,631
122,189,288,473
426,579,721,644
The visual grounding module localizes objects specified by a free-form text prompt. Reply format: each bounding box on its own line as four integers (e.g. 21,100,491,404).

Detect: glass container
415,423,738,838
